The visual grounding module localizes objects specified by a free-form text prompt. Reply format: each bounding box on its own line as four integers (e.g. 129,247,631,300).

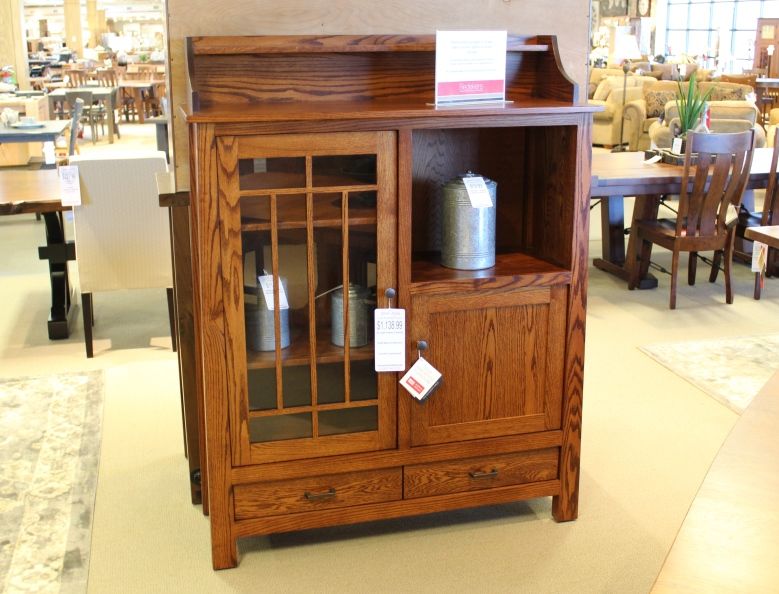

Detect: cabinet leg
211,537,238,570
552,492,579,522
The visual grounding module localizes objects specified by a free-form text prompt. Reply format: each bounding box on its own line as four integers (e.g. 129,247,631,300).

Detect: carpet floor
0,371,103,594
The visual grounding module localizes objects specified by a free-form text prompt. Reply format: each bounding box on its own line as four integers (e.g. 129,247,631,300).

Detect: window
657,0,779,72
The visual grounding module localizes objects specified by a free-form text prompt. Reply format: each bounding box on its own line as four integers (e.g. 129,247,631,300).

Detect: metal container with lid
441,172,497,270
245,276,290,352
331,284,370,347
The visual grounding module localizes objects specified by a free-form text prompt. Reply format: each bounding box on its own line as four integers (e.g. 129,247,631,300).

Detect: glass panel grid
241,149,380,445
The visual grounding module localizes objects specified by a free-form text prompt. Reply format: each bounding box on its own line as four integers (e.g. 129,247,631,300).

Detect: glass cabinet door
217,132,397,465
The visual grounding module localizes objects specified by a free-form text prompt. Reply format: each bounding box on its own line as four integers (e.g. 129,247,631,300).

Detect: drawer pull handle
469,469,499,480
304,488,336,501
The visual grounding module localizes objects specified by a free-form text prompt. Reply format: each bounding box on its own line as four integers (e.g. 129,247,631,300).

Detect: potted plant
674,71,713,145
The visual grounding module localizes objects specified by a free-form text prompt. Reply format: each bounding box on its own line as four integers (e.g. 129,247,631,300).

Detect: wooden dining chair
629,130,756,309
721,127,779,298
65,90,105,144
55,98,83,165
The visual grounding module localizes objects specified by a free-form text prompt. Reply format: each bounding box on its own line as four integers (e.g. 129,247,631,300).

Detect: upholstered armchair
624,80,759,151
589,75,656,147
647,100,765,149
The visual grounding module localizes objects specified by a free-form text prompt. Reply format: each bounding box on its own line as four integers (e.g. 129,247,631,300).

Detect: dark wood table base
37,211,76,339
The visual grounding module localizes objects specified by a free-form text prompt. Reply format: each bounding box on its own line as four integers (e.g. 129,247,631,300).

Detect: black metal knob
417,340,428,351
384,287,396,299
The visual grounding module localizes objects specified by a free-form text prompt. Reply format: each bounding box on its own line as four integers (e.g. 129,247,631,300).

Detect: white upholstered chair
70,152,175,357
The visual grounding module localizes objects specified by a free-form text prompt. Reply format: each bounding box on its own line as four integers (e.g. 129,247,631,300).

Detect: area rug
640,334,779,413
0,371,104,594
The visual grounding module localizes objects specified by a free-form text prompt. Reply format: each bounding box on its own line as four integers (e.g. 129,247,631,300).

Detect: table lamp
611,33,643,152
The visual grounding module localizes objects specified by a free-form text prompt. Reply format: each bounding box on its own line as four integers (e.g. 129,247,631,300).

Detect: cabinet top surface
184,98,599,124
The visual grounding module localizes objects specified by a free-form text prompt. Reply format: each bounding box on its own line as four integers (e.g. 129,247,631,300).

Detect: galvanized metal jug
331,284,369,347
246,276,290,352
441,172,497,270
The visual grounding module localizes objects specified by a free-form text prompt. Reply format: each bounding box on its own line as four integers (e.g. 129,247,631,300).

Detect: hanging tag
258,275,289,310
462,176,493,208
374,308,406,372
752,241,768,273
43,141,56,165
671,137,683,155
58,165,81,206
400,357,443,401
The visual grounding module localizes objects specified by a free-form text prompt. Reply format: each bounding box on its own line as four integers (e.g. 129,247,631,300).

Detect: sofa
622,79,762,151
589,74,657,147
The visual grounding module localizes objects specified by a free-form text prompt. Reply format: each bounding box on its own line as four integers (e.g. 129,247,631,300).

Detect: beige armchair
589,75,656,147
623,80,757,151
648,100,766,149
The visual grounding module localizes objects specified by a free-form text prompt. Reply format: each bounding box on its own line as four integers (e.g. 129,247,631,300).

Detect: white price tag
258,275,289,310
374,308,406,372
43,141,56,165
643,154,662,165
462,176,493,208
58,165,81,206
399,357,443,401
752,241,768,273
672,137,683,155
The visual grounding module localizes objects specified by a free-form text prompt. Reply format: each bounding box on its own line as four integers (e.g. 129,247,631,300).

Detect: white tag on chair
752,241,768,273
58,165,81,206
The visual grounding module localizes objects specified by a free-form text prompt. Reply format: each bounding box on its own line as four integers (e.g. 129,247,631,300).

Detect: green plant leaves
675,71,714,136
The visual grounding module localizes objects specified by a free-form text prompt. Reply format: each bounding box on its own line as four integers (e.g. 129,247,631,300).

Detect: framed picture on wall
600,0,628,18
636,0,651,17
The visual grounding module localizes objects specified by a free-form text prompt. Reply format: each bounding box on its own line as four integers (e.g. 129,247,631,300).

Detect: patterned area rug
640,334,779,413
0,371,103,594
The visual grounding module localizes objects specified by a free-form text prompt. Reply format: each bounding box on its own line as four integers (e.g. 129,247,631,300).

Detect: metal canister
441,172,497,270
246,276,290,351
331,284,369,347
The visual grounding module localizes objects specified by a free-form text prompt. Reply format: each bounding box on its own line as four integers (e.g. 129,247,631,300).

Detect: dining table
0,119,70,168
0,119,70,144
0,169,75,339
46,86,119,143
590,148,774,289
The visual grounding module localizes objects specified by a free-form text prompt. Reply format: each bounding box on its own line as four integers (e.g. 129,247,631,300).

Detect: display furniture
183,33,595,569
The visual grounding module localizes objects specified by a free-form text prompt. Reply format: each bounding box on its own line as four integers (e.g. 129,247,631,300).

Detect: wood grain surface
404,448,559,498
0,170,68,215
233,468,402,519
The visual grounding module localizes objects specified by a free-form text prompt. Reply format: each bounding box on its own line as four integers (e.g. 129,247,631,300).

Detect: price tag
43,141,56,165
462,176,493,208
399,357,443,401
374,308,406,372
58,165,81,206
752,241,768,273
258,275,289,310
672,137,683,155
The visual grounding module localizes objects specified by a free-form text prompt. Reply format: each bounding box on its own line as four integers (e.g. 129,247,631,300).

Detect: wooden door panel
410,285,566,446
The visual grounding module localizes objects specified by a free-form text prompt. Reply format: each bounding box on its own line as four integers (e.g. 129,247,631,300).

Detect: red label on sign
405,376,424,394
437,79,503,96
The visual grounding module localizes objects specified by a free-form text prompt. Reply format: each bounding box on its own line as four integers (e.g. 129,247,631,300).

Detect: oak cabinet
185,34,596,569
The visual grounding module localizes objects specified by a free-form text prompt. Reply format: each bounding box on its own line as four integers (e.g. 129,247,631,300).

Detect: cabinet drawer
404,448,559,499
234,468,402,520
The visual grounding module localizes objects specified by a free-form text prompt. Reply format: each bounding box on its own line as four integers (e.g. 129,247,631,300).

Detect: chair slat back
677,130,755,238
97,69,119,87
68,98,83,156
65,89,94,108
